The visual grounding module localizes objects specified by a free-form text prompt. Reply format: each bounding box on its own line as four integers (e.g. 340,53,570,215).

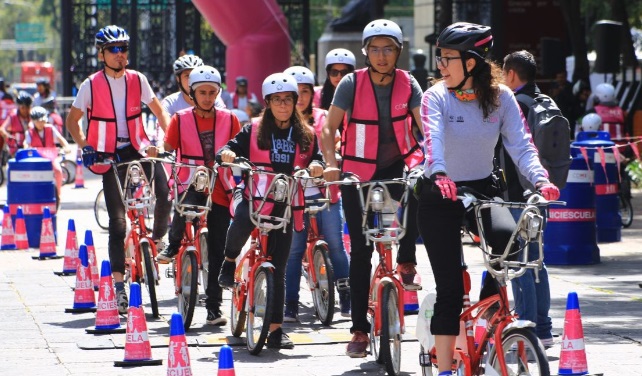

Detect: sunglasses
104,45,129,54
329,69,350,78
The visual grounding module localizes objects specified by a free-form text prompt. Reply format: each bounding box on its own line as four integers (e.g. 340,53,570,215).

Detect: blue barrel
544,155,600,265
7,149,57,247
573,131,621,243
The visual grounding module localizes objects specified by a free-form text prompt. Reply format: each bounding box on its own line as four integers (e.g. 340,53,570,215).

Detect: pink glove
537,182,560,201
433,174,457,201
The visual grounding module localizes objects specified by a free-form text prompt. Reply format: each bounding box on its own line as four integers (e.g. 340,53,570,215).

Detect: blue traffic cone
166,313,192,374
1,205,16,250
217,344,236,375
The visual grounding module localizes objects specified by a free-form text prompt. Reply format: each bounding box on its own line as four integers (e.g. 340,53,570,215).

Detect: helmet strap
365,56,396,83
178,75,191,98
447,53,474,91
190,89,214,115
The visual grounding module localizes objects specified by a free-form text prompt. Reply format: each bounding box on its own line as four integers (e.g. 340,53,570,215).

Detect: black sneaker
218,260,236,289
266,327,295,349
339,290,351,317
206,309,227,326
156,246,178,264
283,301,298,322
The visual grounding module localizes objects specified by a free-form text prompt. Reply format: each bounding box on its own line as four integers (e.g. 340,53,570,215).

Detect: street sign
15,23,46,43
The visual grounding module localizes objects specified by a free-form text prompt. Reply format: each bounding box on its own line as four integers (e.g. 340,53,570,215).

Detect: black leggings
416,176,516,336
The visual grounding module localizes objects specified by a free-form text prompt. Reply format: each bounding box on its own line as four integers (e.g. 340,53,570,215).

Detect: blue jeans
285,195,350,303
509,208,553,340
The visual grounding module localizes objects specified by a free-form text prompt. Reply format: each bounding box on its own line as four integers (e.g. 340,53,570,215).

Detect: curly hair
468,54,502,119
257,97,314,152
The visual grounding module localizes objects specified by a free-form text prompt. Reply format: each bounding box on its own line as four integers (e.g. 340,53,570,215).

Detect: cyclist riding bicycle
415,22,560,376
156,65,242,326
217,72,325,350
0,91,33,157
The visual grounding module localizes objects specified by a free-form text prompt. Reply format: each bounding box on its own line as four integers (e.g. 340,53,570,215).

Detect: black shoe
156,246,177,264
206,309,227,326
218,260,236,289
266,327,295,349
339,290,351,317
283,301,298,322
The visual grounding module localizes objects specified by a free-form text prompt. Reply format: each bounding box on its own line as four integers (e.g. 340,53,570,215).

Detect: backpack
516,93,572,190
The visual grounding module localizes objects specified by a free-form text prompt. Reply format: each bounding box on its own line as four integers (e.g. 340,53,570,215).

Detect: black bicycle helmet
16,91,33,106
436,22,493,59
95,25,130,48
36,77,50,86
236,76,248,86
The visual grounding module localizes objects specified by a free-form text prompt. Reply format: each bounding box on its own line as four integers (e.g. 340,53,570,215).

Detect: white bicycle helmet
29,106,48,121
581,113,602,132
362,19,403,51
283,66,315,86
188,65,222,90
595,83,615,103
173,55,203,74
95,25,130,48
325,48,356,69
262,73,298,99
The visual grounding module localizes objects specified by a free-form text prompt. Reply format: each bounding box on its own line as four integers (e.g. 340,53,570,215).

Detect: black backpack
516,93,572,190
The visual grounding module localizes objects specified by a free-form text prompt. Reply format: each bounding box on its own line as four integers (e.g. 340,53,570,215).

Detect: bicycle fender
258,261,275,270
504,319,536,332
139,237,151,246
184,246,196,253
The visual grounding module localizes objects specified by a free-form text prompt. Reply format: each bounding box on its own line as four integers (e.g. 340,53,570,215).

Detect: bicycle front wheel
140,242,159,318
94,189,109,230
487,327,550,376
380,283,402,376
178,250,198,331
231,282,247,337
199,232,209,293
246,266,274,355
620,195,633,228
310,244,335,326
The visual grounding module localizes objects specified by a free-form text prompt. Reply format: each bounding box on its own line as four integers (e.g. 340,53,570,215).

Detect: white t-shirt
72,71,155,139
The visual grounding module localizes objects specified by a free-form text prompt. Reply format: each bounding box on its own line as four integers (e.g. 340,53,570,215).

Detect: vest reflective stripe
342,68,423,180
28,125,55,147
6,113,28,155
594,104,625,140
86,70,149,174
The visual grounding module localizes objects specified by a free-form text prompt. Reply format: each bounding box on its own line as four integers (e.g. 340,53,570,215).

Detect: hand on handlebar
81,145,96,167
431,173,457,201
323,166,340,182
145,146,159,158
220,150,236,164
536,182,560,201
309,162,324,178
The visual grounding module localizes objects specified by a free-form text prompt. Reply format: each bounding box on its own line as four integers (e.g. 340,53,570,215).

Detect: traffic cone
32,207,61,259
74,148,85,188
86,260,125,334
342,221,350,255
54,219,78,276
85,230,99,291
166,312,192,375
65,245,97,313
1,205,16,250
217,344,236,376
403,272,421,314
558,292,594,375
14,207,29,250
114,283,162,367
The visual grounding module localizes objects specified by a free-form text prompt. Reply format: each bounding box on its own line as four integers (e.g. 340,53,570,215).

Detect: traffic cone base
217,344,236,376
87,260,124,334
166,312,192,375
65,245,97,313
14,207,29,250
1,205,16,250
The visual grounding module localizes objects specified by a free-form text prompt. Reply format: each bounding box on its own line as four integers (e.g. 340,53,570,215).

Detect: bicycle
164,161,215,331
417,188,564,376
94,175,156,231
224,157,296,355
328,171,416,376
294,169,336,326
619,166,634,228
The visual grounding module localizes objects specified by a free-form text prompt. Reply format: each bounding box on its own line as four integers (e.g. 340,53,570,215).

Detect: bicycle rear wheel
94,189,108,230
620,195,633,228
310,244,335,326
487,327,550,376
140,242,160,318
246,266,274,355
231,282,247,337
61,159,76,184
61,165,71,185
199,232,209,293
178,250,198,331
380,283,402,376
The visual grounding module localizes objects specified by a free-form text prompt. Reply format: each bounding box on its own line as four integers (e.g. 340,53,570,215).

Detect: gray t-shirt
332,70,423,169
161,91,226,116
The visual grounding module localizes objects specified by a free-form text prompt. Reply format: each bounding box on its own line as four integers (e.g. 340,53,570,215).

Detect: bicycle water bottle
342,222,351,255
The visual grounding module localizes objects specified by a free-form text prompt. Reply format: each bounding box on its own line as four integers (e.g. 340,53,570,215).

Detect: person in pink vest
0,91,33,158
589,82,627,141
282,66,351,321
156,66,241,325
217,73,325,349
315,48,357,110
230,76,258,118
321,19,425,358
65,25,172,314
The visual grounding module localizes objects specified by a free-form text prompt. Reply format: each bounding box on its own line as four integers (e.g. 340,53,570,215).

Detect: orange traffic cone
65,245,97,313
32,207,61,259
14,207,29,250
54,219,78,276
217,344,236,376
74,149,85,188
86,260,125,334
114,283,162,367
558,292,594,375
84,230,99,290
1,205,16,250
166,312,192,374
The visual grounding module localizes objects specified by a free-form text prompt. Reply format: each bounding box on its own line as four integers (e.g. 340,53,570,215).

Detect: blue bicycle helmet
95,25,130,48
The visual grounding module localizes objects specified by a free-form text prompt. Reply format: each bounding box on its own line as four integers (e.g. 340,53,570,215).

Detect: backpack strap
516,93,537,108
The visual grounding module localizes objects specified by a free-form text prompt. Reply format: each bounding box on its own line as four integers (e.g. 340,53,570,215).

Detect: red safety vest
85,70,151,174
174,107,235,202
248,120,311,231
594,104,626,141
5,113,30,156
28,124,55,147
341,68,423,180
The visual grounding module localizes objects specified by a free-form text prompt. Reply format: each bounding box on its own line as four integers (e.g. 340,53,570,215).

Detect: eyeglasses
435,55,462,68
104,45,129,54
329,69,350,78
367,46,396,56
269,96,295,106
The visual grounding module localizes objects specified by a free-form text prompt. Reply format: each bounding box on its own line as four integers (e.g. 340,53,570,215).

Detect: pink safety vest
85,70,151,174
174,107,235,200
311,108,340,204
341,68,423,181
5,113,29,156
28,124,55,147
594,104,625,140
248,120,311,231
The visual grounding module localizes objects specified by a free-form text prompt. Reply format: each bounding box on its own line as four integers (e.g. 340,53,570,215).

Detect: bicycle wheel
199,232,209,293
369,312,382,363
246,266,274,355
61,166,71,185
61,159,76,183
178,250,198,331
310,244,335,326
379,283,402,376
620,195,633,228
487,327,550,376
94,189,109,230
140,242,160,318
231,283,247,337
